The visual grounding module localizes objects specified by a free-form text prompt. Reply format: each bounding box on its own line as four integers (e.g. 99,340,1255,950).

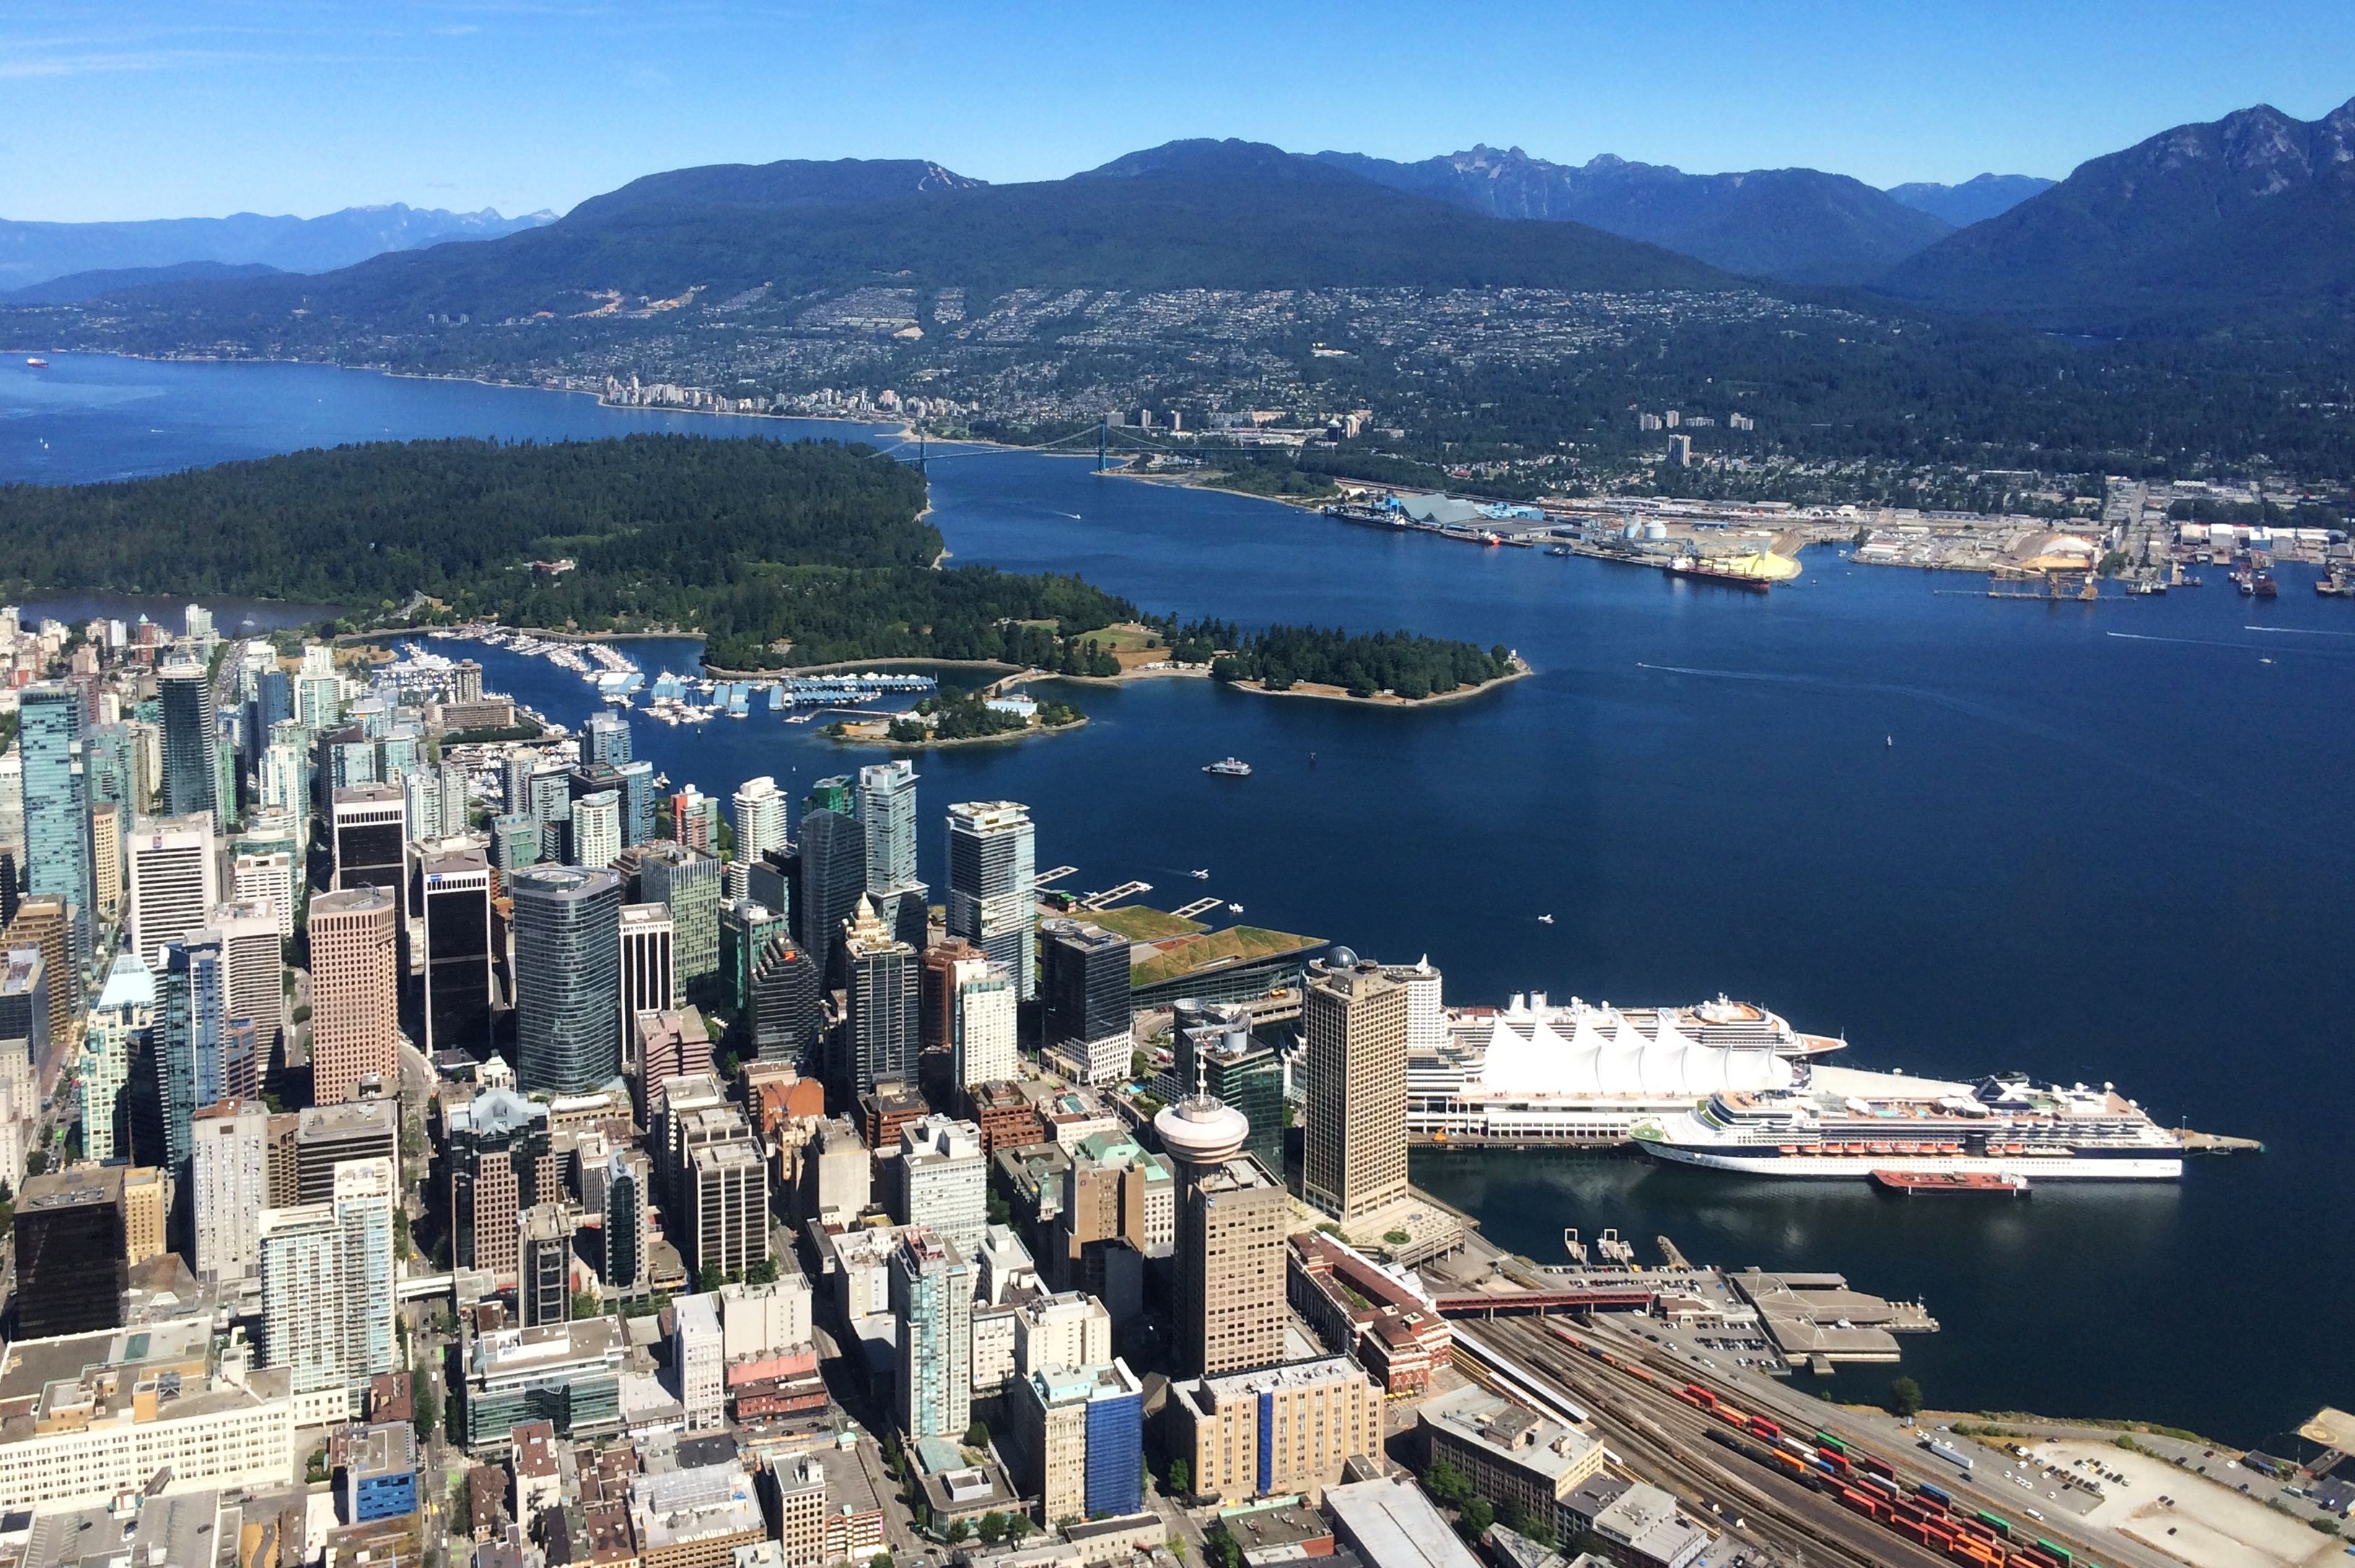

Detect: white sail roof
1462,994,1795,1098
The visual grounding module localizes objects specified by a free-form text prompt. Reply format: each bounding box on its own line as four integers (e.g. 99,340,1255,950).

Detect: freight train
1551,1326,2094,1568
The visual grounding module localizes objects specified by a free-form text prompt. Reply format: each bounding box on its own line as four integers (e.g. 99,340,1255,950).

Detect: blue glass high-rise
159,934,228,1171
19,685,93,978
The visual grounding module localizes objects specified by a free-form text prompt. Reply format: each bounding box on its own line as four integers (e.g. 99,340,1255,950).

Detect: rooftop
1418,1385,1597,1484
631,1460,763,1550
1323,1475,1483,1568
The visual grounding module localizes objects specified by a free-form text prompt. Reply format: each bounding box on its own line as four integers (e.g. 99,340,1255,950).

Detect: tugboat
1203,757,1253,777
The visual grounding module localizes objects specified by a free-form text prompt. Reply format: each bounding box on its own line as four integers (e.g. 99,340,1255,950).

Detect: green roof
1130,924,1324,988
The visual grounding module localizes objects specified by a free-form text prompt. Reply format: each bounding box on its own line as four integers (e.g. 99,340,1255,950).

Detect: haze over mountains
0,203,556,293
1885,175,2057,229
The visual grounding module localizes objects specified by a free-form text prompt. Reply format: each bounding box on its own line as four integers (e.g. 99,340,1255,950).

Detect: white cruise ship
1632,1072,2185,1181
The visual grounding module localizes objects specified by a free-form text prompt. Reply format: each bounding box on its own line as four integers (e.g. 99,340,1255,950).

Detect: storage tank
1642,521,1668,543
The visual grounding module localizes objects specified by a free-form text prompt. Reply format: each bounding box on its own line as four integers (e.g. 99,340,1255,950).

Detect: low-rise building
1323,1474,1485,1568
632,1459,766,1568
1007,1361,1144,1527
462,1318,628,1450
340,1419,420,1523
1417,1386,1605,1547
1167,1354,1382,1505
1288,1232,1452,1393
1561,1476,1711,1568
0,1320,296,1510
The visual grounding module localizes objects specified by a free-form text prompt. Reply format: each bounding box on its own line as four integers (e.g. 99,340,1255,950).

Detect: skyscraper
18,684,92,981
158,932,228,1172
1173,1002,1286,1180
78,952,154,1162
582,710,633,769
719,898,789,1015
601,1149,645,1294
12,1168,128,1338
511,865,623,1093
856,760,919,894
841,895,918,1098
190,1098,273,1287
898,1116,988,1257
89,801,122,924
748,934,820,1064
569,789,620,868
420,846,495,1058
955,969,1018,1091
212,898,282,1059
1040,917,1133,1086
518,1204,571,1328
1156,1090,1289,1378
330,784,405,899
126,814,217,969
619,902,678,1029
892,1229,973,1441
1301,958,1410,1224
946,802,1036,1000
732,776,789,867
308,887,399,1105
157,662,220,826
258,1155,398,1417
796,794,864,981
633,842,721,990
446,1085,553,1285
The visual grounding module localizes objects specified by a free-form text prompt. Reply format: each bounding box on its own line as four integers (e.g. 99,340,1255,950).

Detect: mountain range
1885,175,2057,229
100,142,1732,336
1315,145,1957,285
1879,96,2355,333
16,95,2355,345
0,203,555,292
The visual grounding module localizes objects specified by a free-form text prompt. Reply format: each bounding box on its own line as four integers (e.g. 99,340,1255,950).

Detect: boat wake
2108,631,2352,657
2244,624,2355,637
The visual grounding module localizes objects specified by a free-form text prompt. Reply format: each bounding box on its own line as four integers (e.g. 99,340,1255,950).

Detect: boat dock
1732,1269,1940,1369
2176,1129,2265,1154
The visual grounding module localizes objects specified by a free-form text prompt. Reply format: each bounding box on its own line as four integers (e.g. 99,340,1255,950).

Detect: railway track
1462,1319,1940,1568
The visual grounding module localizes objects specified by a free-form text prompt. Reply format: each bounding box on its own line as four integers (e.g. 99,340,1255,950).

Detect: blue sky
6,0,2354,222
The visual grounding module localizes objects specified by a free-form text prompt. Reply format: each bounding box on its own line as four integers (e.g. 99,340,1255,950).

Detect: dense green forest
885,688,1082,743
1200,623,1516,700
0,435,1137,667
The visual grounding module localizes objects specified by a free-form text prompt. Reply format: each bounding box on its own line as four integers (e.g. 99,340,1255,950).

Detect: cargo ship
1664,553,1772,593
1633,1072,2186,1180
1870,1169,2030,1197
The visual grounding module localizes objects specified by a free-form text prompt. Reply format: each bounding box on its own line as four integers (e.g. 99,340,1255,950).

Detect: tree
1167,1457,1190,1497
871,1556,895,1568
744,1257,779,1286
1206,1525,1242,1568
696,1263,724,1295
1423,1459,1470,1507
1889,1376,1925,1419
411,1368,441,1442
1458,1497,1494,1541
946,1520,970,1545
1007,1517,1034,1543
571,1292,602,1320
976,1512,1008,1544
964,1419,991,1449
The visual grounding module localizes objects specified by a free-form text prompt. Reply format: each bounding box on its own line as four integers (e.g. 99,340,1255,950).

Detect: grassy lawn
1130,924,1322,988
1086,906,1207,941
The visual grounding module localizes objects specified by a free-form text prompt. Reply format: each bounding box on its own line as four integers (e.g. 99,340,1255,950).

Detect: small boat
1538,914,1555,925
1203,757,1252,777
1885,735,1893,748
23,357,48,369
1547,545,1573,558
1226,903,1244,914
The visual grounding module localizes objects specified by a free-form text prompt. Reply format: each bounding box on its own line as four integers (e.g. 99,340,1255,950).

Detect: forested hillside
0,434,1134,667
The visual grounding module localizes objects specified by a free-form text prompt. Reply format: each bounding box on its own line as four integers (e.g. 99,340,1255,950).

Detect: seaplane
1538,914,1555,925
1226,903,1244,914
1190,869,1210,880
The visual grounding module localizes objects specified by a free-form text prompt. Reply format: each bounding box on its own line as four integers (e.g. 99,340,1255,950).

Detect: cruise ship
1633,1072,2185,1181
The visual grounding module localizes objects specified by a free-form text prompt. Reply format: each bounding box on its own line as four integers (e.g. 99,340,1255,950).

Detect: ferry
23,357,49,369
1203,757,1253,777
1633,1073,2185,1181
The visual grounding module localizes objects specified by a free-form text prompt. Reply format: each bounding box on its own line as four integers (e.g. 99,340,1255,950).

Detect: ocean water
3,351,2347,1447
